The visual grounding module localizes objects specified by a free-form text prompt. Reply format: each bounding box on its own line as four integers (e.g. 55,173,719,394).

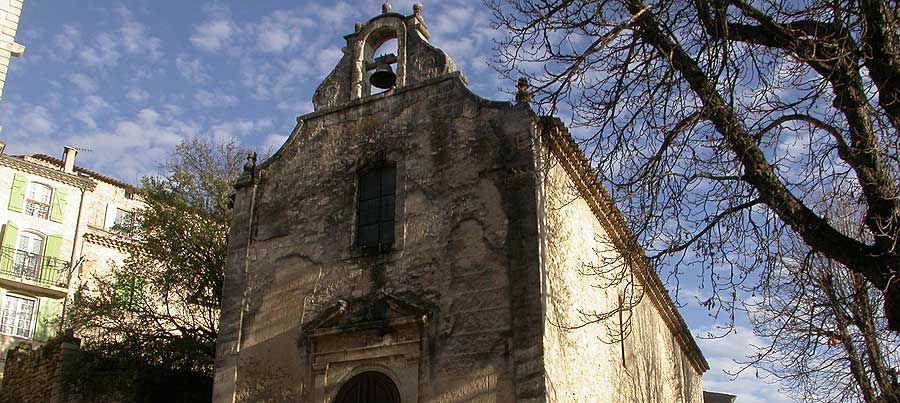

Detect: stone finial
382,2,392,13
355,21,364,32
413,3,423,14
244,151,257,173
516,77,533,103
235,151,258,189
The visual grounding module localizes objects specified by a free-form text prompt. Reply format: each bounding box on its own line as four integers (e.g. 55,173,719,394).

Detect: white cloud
277,99,313,114
194,89,238,108
253,9,316,53
315,47,343,77
175,55,208,83
208,119,273,141
68,73,97,93
263,134,288,153
61,108,195,182
126,88,149,102
79,33,120,68
305,2,353,27
21,105,55,136
118,7,162,59
191,18,236,51
257,23,292,53
694,326,793,403
73,95,111,129
53,25,82,54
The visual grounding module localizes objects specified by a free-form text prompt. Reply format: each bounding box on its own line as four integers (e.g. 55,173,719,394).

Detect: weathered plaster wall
537,149,704,403
77,179,142,289
215,75,545,402
83,180,141,231
76,238,129,295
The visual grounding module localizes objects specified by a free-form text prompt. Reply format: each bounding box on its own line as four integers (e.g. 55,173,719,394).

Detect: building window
13,232,44,282
0,294,36,339
112,208,137,235
357,164,395,251
24,182,52,220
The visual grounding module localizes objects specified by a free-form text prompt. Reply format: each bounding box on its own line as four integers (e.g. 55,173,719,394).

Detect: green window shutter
1,221,18,273
8,173,26,212
113,275,128,307
33,297,62,342
114,272,145,311
49,187,68,223
43,235,64,285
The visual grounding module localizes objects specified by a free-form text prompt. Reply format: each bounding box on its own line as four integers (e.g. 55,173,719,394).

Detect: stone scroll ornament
312,50,352,110
311,3,459,111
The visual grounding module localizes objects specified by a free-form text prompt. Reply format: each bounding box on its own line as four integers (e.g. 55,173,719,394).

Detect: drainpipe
60,186,87,332
230,149,261,403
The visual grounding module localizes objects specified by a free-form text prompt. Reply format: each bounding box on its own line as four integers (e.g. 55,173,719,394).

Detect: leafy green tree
63,137,248,401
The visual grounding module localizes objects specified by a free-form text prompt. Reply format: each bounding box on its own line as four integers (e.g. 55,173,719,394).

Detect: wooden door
334,371,400,403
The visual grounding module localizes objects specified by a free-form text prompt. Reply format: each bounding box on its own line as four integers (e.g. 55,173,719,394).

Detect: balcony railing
0,246,70,288
25,200,51,220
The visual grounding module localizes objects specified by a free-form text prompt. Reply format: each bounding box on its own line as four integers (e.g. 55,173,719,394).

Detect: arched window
13,231,44,281
334,371,400,403
25,182,52,220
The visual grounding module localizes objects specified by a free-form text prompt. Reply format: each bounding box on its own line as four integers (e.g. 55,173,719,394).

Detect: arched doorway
334,371,400,403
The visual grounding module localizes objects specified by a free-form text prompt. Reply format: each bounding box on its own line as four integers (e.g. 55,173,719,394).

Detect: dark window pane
379,221,394,243
357,164,397,252
380,195,395,221
358,199,380,225
360,170,380,200
381,166,396,195
359,224,379,246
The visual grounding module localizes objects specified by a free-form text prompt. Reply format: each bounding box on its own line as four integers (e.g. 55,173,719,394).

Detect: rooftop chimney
63,146,77,173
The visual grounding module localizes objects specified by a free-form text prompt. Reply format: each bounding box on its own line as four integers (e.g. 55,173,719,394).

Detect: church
213,3,713,402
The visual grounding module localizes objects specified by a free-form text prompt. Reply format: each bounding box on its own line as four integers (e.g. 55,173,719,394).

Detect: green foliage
60,346,213,403
65,137,249,387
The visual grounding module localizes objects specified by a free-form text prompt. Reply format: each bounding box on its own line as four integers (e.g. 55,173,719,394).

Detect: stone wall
536,133,705,402
0,336,79,403
1,334,212,403
214,74,545,402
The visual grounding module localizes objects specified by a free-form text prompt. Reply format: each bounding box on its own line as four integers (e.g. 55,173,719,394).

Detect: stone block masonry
0,334,80,403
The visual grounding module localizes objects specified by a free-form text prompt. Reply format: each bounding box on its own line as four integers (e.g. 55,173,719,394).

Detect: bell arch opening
363,27,400,96
334,371,401,403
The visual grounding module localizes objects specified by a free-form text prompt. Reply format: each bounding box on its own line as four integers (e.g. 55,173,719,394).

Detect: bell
369,61,396,89
368,54,398,90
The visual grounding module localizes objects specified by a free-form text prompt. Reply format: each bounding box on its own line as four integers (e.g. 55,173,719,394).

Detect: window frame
13,231,45,282
354,161,397,254
112,208,137,235
0,293,37,339
24,182,53,220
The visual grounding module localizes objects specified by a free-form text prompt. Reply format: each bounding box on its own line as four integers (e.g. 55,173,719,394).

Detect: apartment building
0,142,142,377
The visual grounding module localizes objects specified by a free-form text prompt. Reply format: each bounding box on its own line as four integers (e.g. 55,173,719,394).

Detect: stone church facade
213,4,709,402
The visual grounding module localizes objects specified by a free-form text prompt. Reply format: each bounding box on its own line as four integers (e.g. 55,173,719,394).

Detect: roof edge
30,154,137,191
0,154,96,191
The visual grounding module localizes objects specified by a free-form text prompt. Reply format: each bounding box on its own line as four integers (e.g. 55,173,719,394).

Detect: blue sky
2,1,792,401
